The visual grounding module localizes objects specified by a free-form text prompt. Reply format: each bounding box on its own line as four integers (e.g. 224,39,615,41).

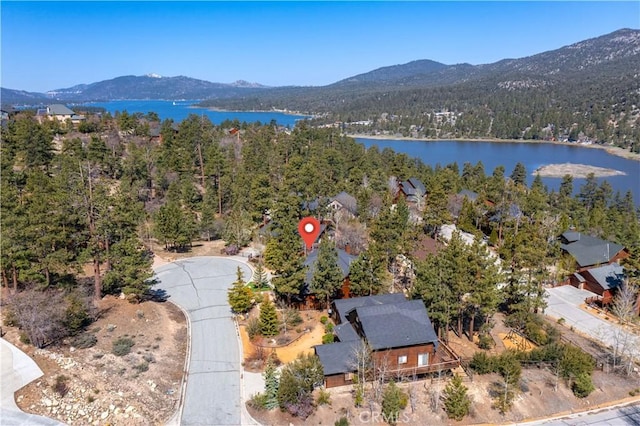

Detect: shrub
53,375,69,397
316,388,331,406
283,309,303,327
112,337,135,356
571,373,595,398
71,333,97,349
246,318,260,340
322,333,335,344
477,333,494,349
284,392,314,419
86,395,95,403
320,316,328,325
469,351,494,374
248,392,268,410
222,244,239,255
324,322,334,333
133,362,149,373
335,417,349,426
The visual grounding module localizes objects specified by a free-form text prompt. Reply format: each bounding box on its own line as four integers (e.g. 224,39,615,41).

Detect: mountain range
1,75,268,104
3,28,639,146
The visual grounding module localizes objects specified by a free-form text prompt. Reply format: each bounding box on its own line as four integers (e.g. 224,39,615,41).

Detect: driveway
544,286,640,360
153,256,252,426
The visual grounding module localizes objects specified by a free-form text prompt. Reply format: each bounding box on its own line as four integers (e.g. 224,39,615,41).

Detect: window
418,353,429,367
345,372,354,381
398,355,408,364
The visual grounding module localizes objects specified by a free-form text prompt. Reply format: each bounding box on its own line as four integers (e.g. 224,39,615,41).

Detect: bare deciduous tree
7,289,66,348
610,280,640,374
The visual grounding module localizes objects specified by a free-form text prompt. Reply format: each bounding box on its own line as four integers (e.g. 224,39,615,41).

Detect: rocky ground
6,295,187,425
533,163,626,178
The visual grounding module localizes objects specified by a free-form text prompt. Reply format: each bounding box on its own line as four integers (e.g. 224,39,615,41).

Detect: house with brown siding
569,263,624,305
293,247,356,310
315,294,460,388
560,231,628,272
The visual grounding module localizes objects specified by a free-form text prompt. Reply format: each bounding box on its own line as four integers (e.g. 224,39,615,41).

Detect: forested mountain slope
200,29,640,150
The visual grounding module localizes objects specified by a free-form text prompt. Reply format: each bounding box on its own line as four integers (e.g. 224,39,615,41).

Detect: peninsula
533,163,627,178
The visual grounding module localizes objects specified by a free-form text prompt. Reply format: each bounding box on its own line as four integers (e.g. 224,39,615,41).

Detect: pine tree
310,239,343,308
510,162,527,186
443,375,471,420
227,267,254,314
381,380,407,426
263,356,280,409
348,249,385,297
259,297,279,337
252,261,270,288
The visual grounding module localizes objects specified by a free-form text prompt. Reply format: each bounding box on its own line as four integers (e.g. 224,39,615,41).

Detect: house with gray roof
327,191,358,218
560,231,628,270
569,262,625,304
397,177,426,203
315,294,460,388
37,104,85,124
293,247,356,310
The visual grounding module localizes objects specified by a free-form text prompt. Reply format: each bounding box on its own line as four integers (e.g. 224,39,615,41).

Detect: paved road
1,338,65,425
520,400,640,425
153,256,252,426
545,286,640,360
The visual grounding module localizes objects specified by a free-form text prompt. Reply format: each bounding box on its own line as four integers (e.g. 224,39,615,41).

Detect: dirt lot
4,293,187,425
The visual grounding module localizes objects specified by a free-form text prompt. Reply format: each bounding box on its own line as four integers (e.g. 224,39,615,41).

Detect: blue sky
2,1,639,92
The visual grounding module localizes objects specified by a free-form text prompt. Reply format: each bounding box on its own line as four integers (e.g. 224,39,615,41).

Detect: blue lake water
356,138,640,202
84,100,309,127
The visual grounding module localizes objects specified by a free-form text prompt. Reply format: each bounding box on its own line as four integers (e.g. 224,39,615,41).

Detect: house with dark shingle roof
560,230,630,306
397,177,426,203
315,295,460,388
293,247,356,310
327,191,358,218
560,231,628,271
569,263,625,304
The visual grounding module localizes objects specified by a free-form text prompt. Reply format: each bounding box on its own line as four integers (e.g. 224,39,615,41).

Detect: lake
356,138,640,202
83,100,309,127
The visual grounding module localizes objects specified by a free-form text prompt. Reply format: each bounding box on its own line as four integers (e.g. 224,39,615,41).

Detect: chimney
345,243,352,255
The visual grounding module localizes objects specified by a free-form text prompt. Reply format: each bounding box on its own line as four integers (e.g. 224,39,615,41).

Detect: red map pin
298,217,321,250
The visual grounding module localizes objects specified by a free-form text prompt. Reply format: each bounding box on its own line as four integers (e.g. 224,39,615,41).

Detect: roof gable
47,104,75,115
314,341,359,375
329,192,357,215
584,263,624,290
333,293,407,323
560,232,625,267
355,300,438,350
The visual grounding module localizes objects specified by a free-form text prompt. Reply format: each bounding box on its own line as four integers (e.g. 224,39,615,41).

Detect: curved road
153,256,252,426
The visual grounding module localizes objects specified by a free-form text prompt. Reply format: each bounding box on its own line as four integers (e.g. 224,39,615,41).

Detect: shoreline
533,163,627,178
347,133,640,162
190,104,313,118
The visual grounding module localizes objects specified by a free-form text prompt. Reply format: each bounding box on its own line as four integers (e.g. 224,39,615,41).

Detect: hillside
198,28,640,149
1,75,267,104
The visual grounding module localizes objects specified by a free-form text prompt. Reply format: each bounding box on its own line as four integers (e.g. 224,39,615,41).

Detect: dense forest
1,111,639,350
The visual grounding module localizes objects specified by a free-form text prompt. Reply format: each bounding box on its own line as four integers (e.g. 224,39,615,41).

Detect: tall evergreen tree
310,239,343,308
